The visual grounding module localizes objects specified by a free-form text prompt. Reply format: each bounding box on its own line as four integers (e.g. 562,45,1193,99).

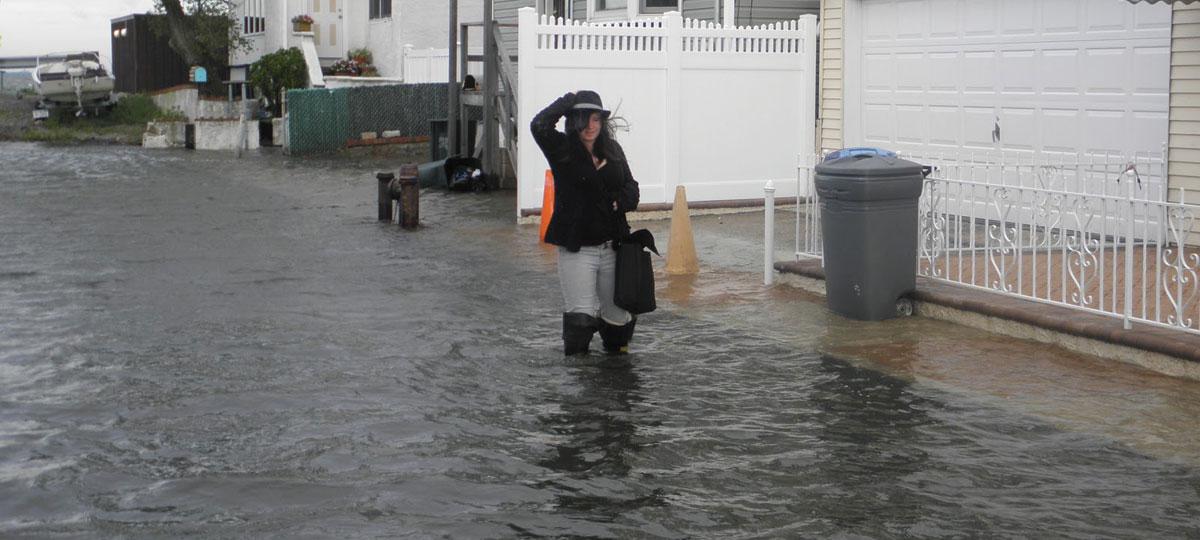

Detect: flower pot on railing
292,15,314,32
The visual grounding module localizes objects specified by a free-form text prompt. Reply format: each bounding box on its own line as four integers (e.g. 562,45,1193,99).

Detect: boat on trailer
32,51,114,117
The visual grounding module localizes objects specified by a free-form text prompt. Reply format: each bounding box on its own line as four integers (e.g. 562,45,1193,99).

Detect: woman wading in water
531,90,640,356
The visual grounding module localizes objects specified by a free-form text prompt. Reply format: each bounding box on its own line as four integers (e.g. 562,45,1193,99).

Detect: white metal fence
517,7,818,216
783,151,1200,336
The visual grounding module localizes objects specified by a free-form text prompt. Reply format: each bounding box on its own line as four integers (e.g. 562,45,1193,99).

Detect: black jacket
531,93,640,252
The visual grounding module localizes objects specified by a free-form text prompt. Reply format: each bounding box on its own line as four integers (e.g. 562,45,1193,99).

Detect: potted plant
330,59,360,76
291,14,313,32
348,47,373,65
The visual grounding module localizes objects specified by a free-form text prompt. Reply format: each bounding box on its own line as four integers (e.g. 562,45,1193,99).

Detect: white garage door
849,0,1171,162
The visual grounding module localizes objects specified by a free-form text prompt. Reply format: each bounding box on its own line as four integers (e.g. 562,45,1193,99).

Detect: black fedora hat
571,90,611,119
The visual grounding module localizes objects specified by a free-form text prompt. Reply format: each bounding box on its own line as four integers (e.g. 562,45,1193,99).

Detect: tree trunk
159,0,202,66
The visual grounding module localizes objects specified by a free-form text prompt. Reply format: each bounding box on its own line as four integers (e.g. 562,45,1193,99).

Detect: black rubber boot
562,312,599,356
599,316,636,355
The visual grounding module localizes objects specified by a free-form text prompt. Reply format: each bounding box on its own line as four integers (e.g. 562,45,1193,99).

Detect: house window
242,0,266,35
369,0,391,20
596,0,676,14
641,0,676,13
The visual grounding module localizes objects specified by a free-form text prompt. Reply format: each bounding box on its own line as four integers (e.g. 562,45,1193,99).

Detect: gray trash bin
814,153,926,321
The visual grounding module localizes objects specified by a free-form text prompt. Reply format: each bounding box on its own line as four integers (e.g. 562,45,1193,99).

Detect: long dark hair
565,109,623,162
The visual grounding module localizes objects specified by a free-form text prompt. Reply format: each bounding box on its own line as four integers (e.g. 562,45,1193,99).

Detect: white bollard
764,180,776,286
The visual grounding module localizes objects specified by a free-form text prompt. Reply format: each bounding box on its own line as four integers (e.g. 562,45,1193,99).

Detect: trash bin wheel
895,298,914,317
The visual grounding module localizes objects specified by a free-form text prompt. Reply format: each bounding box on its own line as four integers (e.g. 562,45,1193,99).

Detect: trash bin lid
814,154,926,201
822,147,897,162
815,153,925,179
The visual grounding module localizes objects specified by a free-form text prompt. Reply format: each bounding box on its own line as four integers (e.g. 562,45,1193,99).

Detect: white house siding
331,1,399,77
1171,3,1200,203
496,0,535,61
496,1,818,44
232,0,288,67
367,14,403,77
399,2,450,49
680,1,713,20
731,0,818,26
818,0,842,153
331,0,483,79
680,0,820,25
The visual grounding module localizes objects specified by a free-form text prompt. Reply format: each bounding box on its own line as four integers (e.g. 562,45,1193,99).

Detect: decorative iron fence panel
919,172,1199,335
784,150,1200,335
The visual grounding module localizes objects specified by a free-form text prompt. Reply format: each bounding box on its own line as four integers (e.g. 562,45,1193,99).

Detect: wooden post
460,23,472,157
484,0,497,176
398,164,420,229
377,171,395,222
518,7,537,219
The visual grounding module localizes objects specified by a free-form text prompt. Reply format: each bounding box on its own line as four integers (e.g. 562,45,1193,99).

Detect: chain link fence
285,83,447,156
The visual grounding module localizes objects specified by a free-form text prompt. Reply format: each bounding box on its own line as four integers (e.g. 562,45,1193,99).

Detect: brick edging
345,135,429,148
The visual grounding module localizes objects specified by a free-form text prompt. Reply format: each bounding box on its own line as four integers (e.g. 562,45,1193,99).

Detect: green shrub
21,126,78,143
250,47,307,116
109,94,161,125
39,94,182,128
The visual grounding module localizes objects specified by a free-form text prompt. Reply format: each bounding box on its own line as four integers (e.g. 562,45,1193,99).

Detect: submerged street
2,143,1199,538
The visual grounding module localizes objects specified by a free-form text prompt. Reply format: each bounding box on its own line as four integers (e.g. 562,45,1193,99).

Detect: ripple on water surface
0,143,1198,537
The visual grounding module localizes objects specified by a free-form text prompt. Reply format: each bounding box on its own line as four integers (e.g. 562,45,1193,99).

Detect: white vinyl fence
516,7,818,216
401,46,483,83
784,151,1200,336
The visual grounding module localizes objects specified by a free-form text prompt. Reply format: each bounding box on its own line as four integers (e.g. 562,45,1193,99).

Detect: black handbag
614,229,659,315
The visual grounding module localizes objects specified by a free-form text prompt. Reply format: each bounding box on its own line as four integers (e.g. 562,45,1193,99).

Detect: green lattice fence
286,88,349,155
286,83,447,156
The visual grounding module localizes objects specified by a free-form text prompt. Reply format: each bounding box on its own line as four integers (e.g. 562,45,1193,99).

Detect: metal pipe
377,171,395,222
448,0,459,160
399,164,420,229
764,180,776,286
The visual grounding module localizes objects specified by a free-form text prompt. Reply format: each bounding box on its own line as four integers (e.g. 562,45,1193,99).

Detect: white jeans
557,243,633,326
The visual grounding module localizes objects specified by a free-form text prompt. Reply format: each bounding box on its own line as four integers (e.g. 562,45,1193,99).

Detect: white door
847,0,1171,163
310,0,344,60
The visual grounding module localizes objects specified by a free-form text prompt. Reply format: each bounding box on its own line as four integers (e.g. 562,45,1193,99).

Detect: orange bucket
539,170,555,242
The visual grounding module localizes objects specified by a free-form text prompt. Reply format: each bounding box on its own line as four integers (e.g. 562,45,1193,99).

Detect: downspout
281,0,289,53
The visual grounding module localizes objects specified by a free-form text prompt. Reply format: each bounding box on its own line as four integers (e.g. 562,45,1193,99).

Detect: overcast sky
0,0,158,65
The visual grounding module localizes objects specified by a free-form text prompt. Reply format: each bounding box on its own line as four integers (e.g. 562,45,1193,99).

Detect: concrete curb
775,259,1200,381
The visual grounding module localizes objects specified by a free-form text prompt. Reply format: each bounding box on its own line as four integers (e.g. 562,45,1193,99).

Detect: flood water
2,143,1199,538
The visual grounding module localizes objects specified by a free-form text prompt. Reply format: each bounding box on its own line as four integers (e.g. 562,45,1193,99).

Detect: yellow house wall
818,0,843,155
1171,4,1200,206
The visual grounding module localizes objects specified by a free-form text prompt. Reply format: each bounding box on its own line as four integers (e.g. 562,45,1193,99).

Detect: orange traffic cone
539,170,555,242
664,185,700,275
